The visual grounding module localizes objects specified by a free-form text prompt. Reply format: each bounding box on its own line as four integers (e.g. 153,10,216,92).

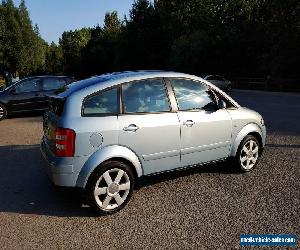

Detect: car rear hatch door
43,96,66,153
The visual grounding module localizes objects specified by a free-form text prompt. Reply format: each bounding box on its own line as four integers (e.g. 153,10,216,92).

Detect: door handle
123,124,139,132
183,120,195,127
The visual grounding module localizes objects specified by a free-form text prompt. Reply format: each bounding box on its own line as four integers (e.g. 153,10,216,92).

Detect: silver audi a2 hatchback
41,71,266,214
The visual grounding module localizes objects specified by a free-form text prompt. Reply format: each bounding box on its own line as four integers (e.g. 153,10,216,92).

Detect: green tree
1,0,23,76
0,0,47,77
80,11,122,77
45,42,63,74
60,28,91,77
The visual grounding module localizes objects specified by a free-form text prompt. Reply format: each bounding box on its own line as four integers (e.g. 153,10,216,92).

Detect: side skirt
144,157,228,177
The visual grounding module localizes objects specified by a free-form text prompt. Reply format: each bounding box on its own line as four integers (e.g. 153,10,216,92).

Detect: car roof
59,70,240,111
59,70,201,97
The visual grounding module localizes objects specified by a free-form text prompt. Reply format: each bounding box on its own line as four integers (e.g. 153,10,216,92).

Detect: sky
13,0,135,44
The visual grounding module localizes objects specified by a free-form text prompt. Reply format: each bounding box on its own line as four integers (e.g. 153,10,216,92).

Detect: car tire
86,160,135,215
234,135,261,172
0,103,7,121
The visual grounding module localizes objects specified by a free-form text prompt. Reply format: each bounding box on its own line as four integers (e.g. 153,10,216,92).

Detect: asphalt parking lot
0,90,299,249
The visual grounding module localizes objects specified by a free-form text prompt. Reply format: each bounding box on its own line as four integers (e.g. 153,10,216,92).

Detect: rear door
118,78,181,175
170,78,232,167
43,96,66,152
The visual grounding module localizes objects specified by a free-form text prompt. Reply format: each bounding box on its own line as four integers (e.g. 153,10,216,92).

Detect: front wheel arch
230,123,264,157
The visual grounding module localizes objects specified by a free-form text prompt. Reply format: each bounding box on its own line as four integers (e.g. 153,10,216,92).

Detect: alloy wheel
0,106,4,119
240,139,259,170
94,168,131,211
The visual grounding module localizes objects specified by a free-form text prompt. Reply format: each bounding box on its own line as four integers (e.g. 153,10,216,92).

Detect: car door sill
11,108,47,113
144,157,228,177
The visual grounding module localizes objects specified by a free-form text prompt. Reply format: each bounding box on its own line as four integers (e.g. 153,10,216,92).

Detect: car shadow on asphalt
0,144,95,217
0,144,241,217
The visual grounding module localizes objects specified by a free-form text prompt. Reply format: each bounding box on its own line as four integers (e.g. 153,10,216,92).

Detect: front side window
172,79,217,111
83,88,119,116
122,79,170,113
15,79,40,93
43,78,66,91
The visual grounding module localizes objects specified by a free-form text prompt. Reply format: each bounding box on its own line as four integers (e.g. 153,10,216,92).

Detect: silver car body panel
227,107,266,156
40,71,266,188
118,112,181,175
176,109,232,166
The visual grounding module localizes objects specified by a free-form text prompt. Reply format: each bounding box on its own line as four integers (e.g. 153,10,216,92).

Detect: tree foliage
0,0,47,77
1,0,299,79
59,0,300,78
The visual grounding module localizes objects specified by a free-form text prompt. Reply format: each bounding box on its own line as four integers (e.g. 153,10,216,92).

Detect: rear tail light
55,128,76,157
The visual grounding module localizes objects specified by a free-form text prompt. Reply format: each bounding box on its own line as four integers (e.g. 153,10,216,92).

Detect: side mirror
218,99,226,109
10,88,17,95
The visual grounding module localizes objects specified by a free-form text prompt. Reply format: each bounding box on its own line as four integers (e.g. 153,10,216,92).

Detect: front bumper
40,137,79,187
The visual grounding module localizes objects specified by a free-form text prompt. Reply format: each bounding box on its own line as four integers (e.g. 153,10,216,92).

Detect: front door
118,78,181,175
8,78,43,112
170,78,232,167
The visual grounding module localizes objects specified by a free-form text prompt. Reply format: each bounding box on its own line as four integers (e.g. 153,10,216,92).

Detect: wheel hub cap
108,183,119,196
247,151,253,158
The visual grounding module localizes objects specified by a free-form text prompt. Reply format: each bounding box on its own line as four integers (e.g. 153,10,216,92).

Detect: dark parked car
203,75,232,92
0,76,75,120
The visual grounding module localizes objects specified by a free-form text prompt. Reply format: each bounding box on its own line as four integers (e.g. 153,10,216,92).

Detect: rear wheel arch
76,145,143,189
88,157,139,185
85,160,135,214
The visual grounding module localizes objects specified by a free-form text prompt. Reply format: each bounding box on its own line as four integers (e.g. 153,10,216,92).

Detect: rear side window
83,88,119,116
172,79,217,111
122,79,170,113
43,78,66,91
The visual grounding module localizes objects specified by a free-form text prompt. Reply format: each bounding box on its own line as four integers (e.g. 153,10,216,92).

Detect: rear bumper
40,137,79,187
